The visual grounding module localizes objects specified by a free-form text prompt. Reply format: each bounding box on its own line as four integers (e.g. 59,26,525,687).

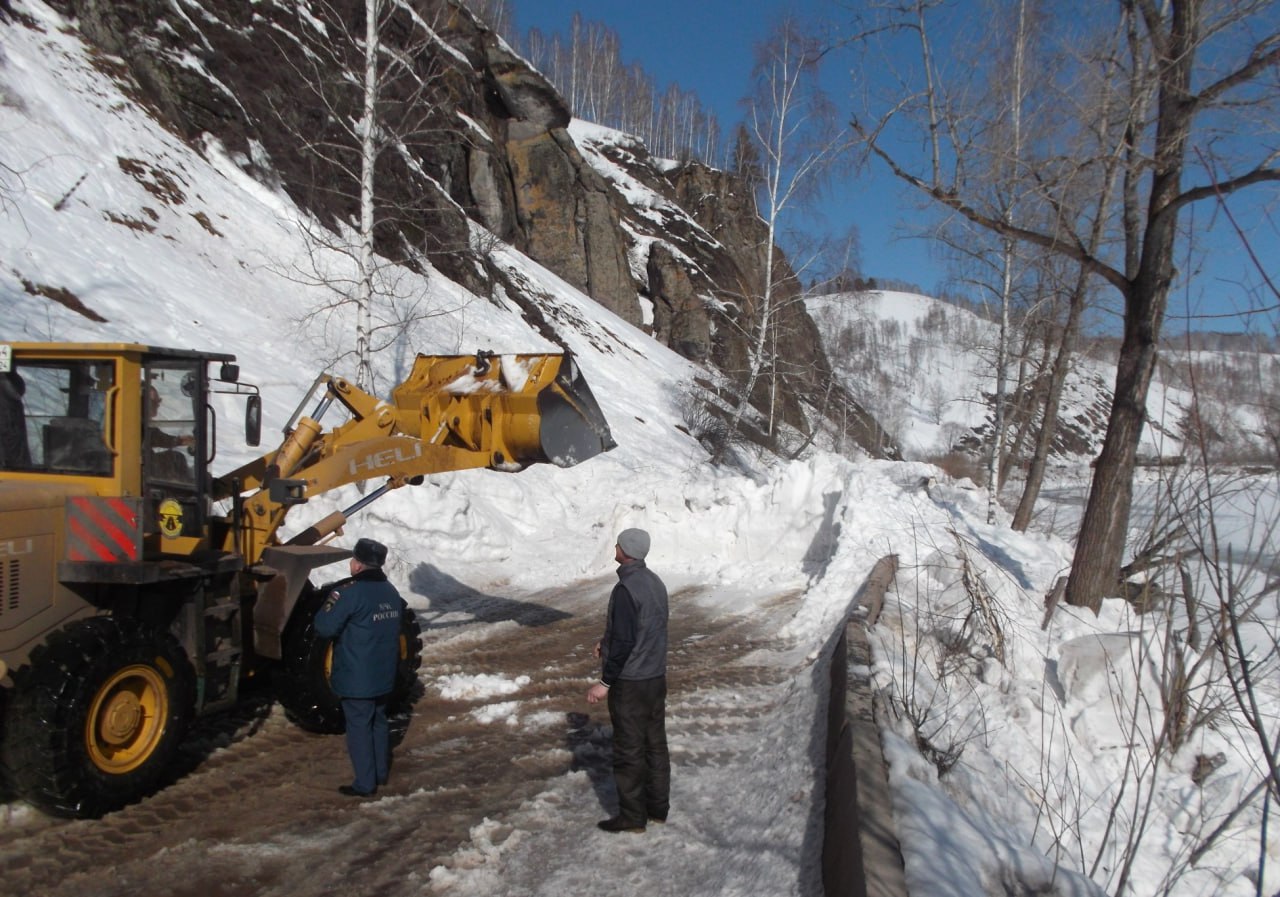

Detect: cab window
142,362,204,542
144,366,199,483
0,361,114,476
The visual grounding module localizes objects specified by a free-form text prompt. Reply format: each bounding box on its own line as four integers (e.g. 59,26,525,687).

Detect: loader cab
1,343,249,560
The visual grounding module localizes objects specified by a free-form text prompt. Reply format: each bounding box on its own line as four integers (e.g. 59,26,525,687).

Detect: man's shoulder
350,577,405,608
320,574,357,594
318,576,366,613
375,580,406,608
620,561,663,582
617,564,666,597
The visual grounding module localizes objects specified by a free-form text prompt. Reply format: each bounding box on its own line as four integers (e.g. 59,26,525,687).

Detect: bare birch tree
264,0,463,389
717,19,846,460
352,0,382,389
934,0,1035,521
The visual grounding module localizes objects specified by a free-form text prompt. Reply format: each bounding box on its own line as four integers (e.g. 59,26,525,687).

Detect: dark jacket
0,373,30,470
600,560,669,685
314,569,406,699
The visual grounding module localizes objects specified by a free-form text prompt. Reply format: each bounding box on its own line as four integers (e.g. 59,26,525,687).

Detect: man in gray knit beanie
586,527,670,833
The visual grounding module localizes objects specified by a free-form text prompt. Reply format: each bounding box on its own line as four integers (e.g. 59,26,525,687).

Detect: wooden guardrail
822,555,907,897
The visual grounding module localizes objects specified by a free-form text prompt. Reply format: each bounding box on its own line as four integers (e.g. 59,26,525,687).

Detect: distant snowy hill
809,290,1277,468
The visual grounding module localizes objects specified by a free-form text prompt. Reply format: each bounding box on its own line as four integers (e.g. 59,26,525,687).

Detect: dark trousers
342,695,390,794
608,676,670,824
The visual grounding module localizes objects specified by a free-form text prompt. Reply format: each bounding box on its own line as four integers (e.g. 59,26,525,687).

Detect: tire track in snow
0,581,805,897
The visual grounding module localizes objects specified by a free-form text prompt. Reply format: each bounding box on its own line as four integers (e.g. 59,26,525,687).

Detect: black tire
276,587,343,733
392,605,425,716
0,616,195,818
276,586,423,734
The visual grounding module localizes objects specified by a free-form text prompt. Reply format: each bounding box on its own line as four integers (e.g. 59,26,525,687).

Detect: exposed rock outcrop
35,0,894,458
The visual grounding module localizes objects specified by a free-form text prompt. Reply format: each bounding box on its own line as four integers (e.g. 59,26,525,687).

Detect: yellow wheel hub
85,664,168,774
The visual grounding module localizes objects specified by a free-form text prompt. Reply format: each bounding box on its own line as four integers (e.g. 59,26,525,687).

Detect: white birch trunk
987,238,1012,524
720,35,794,457
986,0,1027,525
721,168,778,455
356,0,380,390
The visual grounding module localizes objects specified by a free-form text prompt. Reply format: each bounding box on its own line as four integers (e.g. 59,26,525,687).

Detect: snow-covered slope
809,290,1275,466
808,291,1115,461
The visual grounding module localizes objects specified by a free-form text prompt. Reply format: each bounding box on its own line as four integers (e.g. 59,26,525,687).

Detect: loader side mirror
246,394,262,447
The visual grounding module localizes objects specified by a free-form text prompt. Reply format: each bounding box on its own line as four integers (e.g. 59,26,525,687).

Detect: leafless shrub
881,526,992,779
886,689,975,777
675,385,743,460
950,529,1010,667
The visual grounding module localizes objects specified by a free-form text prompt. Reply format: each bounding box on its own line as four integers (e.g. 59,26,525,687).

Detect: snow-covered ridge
808,290,1275,465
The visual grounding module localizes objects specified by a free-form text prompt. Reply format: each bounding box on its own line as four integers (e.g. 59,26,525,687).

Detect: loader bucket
537,355,616,467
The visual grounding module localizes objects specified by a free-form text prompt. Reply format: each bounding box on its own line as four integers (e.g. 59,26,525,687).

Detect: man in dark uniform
0,371,31,470
315,537,406,797
586,527,671,833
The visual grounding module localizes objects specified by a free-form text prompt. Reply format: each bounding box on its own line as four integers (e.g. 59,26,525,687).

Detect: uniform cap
617,528,650,560
353,537,388,568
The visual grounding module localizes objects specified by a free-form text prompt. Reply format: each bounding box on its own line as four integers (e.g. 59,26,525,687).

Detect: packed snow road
0,576,814,897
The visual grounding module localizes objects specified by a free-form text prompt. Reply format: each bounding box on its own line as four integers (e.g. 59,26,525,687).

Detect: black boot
596,817,646,833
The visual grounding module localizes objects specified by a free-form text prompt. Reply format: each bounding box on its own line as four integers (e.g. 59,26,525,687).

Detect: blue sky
512,1,1278,335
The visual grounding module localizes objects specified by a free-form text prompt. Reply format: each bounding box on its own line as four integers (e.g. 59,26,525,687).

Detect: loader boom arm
215,352,613,562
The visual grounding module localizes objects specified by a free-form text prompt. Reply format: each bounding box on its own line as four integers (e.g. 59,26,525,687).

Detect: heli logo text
348,442,424,477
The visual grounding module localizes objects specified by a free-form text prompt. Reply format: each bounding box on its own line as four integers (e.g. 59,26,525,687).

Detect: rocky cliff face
37,0,894,458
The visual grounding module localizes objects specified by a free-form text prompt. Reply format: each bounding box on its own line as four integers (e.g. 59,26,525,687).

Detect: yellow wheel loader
0,342,613,817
